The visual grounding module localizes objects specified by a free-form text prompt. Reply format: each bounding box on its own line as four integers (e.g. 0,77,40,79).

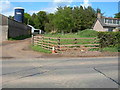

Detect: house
93,12,120,32
28,25,44,35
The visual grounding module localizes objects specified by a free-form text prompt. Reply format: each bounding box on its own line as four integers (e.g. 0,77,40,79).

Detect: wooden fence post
32,35,34,46
42,36,44,48
74,38,77,44
49,38,51,50
58,37,61,51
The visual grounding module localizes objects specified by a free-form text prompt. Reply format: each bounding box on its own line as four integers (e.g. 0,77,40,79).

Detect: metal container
14,7,24,23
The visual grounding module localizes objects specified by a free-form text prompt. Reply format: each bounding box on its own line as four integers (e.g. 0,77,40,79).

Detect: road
0,39,119,88
1,57,119,88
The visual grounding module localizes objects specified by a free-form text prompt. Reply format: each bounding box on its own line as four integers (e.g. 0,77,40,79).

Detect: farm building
28,25,44,35
93,11,120,32
0,14,31,41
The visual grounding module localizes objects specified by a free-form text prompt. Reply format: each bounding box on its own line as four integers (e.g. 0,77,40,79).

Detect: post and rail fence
32,35,100,53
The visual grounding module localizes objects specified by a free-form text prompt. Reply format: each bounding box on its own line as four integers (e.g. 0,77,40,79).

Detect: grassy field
44,30,99,45
44,29,98,38
32,30,119,53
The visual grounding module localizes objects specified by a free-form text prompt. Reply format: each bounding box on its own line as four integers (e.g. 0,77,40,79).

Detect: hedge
98,32,120,48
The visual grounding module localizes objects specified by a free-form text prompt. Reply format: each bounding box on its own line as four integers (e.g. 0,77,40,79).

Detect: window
113,20,117,24
118,20,120,24
108,19,112,24
108,28,113,32
104,19,109,23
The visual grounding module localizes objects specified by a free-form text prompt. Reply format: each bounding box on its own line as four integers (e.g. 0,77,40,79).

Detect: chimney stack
97,8,101,18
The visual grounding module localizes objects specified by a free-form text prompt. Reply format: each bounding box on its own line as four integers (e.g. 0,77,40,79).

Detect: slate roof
98,18,120,28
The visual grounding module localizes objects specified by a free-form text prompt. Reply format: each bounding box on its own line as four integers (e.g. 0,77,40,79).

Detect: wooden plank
58,44,99,47
55,47,99,51
59,38,96,40
43,37,58,39
43,40,58,43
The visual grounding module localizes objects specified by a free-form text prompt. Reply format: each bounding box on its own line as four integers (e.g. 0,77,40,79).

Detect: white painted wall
93,20,105,32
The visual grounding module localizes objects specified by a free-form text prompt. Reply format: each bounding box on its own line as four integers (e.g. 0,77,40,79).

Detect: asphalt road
1,57,119,88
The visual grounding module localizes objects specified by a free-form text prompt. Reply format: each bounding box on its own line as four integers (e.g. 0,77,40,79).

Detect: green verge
89,47,119,52
31,45,51,54
102,47,119,52
8,35,31,40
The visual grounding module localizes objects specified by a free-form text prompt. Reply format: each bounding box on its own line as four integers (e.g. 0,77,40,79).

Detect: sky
0,0,119,17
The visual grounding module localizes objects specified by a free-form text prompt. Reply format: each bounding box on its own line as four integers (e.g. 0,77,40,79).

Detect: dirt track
1,39,62,59
0,38,119,59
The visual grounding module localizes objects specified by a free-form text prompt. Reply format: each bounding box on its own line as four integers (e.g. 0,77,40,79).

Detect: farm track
0,38,119,59
1,38,62,59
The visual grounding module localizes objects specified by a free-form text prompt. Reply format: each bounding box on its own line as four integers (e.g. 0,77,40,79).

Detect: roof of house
97,18,120,28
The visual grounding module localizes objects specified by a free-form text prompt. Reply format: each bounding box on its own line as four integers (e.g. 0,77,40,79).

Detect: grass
32,30,119,53
31,45,51,54
44,30,98,38
44,30,98,45
8,35,31,40
102,47,119,52
89,47,119,52
77,29,98,37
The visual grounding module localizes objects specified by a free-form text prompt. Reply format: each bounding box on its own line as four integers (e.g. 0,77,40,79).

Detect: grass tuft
31,45,51,54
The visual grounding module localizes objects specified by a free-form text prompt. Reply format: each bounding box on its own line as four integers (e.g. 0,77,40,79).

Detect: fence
32,35,100,53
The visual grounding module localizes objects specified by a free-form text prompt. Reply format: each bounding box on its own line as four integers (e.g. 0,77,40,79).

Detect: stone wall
0,14,31,41
0,14,8,41
8,19,31,38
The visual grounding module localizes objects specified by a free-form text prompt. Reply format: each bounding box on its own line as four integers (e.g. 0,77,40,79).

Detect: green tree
114,12,120,18
54,6,74,33
24,13,34,25
9,16,14,19
36,11,47,30
45,13,55,33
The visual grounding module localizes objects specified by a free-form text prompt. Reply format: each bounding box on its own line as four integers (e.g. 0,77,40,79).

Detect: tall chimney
97,8,101,18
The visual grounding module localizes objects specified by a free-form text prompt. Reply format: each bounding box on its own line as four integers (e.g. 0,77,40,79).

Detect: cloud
0,0,11,12
28,0,73,14
0,0,14,16
53,0,73,7
81,0,91,8
28,10,39,14
42,7,57,13
43,0,73,13
28,7,57,15
2,11,14,17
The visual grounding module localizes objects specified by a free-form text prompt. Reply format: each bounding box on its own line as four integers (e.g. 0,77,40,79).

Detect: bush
98,32,120,48
77,29,98,37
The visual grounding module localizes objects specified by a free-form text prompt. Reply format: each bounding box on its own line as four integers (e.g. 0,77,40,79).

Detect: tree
24,13,34,25
22,5,97,33
72,6,96,32
114,12,120,18
9,16,14,19
36,11,47,31
54,6,74,33
45,13,55,33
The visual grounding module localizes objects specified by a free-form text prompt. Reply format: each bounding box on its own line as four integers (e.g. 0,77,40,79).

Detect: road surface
0,39,119,88
1,57,119,88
